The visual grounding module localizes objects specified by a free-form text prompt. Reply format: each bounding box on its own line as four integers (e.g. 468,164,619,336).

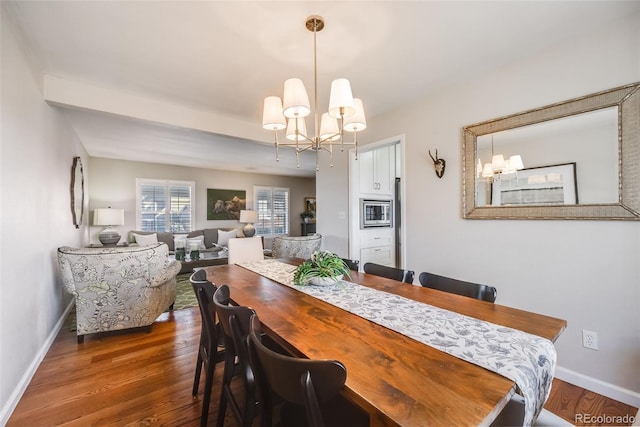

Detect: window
136,179,194,232
254,186,289,236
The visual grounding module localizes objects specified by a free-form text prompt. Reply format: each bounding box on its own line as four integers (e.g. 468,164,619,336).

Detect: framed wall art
207,189,246,220
304,197,317,213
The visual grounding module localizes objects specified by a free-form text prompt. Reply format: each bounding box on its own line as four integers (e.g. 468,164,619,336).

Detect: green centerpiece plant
293,251,351,286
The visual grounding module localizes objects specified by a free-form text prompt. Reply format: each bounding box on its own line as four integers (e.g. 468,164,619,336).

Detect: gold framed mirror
462,82,640,220
71,156,84,228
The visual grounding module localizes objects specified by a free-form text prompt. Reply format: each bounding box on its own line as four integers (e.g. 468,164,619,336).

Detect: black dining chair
340,258,360,271
190,269,226,427
247,314,369,427
418,272,497,303
213,285,261,427
363,262,415,284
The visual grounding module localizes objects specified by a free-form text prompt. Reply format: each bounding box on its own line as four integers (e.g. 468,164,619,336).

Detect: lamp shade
328,78,355,118
509,155,524,170
282,78,311,119
319,113,340,141
481,163,494,178
491,154,505,171
94,208,124,226
343,98,367,132
262,96,286,130
239,210,258,224
286,117,307,141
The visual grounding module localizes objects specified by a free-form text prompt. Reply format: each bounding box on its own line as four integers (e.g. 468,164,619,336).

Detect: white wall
0,6,89,423
88,157,316,246
317,12,640,403
316,150,350,256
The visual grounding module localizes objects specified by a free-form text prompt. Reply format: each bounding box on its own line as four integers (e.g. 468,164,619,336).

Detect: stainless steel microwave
360,199,393,228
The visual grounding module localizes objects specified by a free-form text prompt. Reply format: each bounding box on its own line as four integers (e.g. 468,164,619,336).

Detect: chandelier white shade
283,78,311,118
261,15,366,170
328,78,355,118
286,117,308,141
344,98,367,132
320,113,340,141
262,96,286,130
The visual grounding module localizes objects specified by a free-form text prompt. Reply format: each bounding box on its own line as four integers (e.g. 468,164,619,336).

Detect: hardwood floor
8,308,638,426
546,380,637,426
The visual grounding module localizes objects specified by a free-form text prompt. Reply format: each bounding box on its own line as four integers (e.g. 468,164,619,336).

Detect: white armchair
57,243,181,343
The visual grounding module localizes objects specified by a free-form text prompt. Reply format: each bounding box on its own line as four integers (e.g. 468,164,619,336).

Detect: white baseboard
556,366,640,408
0,301,74,426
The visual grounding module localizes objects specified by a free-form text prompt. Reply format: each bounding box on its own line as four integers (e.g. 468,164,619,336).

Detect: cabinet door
358,150,376,194
359,147,394,196
361,228,393,248
374,146,392,195
361,246,394,267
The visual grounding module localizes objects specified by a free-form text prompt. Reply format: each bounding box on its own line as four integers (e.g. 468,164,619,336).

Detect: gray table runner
237,259,557,426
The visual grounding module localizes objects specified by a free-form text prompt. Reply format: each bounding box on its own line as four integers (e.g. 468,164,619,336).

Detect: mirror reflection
462,82,640,220
475,107,619,207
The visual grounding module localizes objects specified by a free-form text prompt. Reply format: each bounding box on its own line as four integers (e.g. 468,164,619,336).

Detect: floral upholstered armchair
271,234,322,260
57,243,181,343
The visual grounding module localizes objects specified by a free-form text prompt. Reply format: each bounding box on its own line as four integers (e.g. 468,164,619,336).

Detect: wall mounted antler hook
428,149,446,178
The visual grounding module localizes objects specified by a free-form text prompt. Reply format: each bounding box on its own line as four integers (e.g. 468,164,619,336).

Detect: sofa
127,228,241,253
57,243,181,343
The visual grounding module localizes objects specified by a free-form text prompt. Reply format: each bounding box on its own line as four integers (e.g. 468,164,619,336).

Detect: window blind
254,186,289,236
137,179,194,232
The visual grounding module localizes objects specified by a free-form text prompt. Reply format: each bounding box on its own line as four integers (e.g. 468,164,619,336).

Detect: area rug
69,273,197,331
172,273,197,311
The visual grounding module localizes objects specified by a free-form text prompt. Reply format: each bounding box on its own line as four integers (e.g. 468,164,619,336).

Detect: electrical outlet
582,330,598,350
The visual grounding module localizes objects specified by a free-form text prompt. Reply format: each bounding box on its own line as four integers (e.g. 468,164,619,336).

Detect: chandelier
261,15,367,171
478,135,524,180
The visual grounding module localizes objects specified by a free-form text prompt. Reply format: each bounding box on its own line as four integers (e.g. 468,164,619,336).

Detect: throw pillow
133,233,158,245
217,229,238,247
187,236,206,250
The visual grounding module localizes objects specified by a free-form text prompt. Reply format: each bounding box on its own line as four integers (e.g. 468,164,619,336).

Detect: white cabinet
360,228,394,267
359,146,394,196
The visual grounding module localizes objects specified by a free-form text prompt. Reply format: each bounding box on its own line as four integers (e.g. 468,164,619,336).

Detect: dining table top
204,261,567,427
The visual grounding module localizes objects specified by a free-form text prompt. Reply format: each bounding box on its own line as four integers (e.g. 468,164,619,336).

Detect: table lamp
94,207,125,246
239,210,258,237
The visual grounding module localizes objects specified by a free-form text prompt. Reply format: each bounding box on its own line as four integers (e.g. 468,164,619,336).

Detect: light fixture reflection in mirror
462,82,640,220
475,107,619,207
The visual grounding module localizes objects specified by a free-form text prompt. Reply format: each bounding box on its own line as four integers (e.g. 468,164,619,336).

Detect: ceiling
5,1,638,177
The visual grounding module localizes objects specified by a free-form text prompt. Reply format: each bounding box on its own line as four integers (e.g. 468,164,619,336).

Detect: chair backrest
271,234,322,259
227,236,264,264
212,285,259,425
341,258,360,271
190,268,208,283
57,243,171,294
247,314,347,427
213,285,256,353
418,272,497,303
190,270,219,352
363,262,415,284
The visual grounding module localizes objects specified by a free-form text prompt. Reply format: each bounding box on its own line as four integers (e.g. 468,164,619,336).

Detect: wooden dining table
204,261,567,427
